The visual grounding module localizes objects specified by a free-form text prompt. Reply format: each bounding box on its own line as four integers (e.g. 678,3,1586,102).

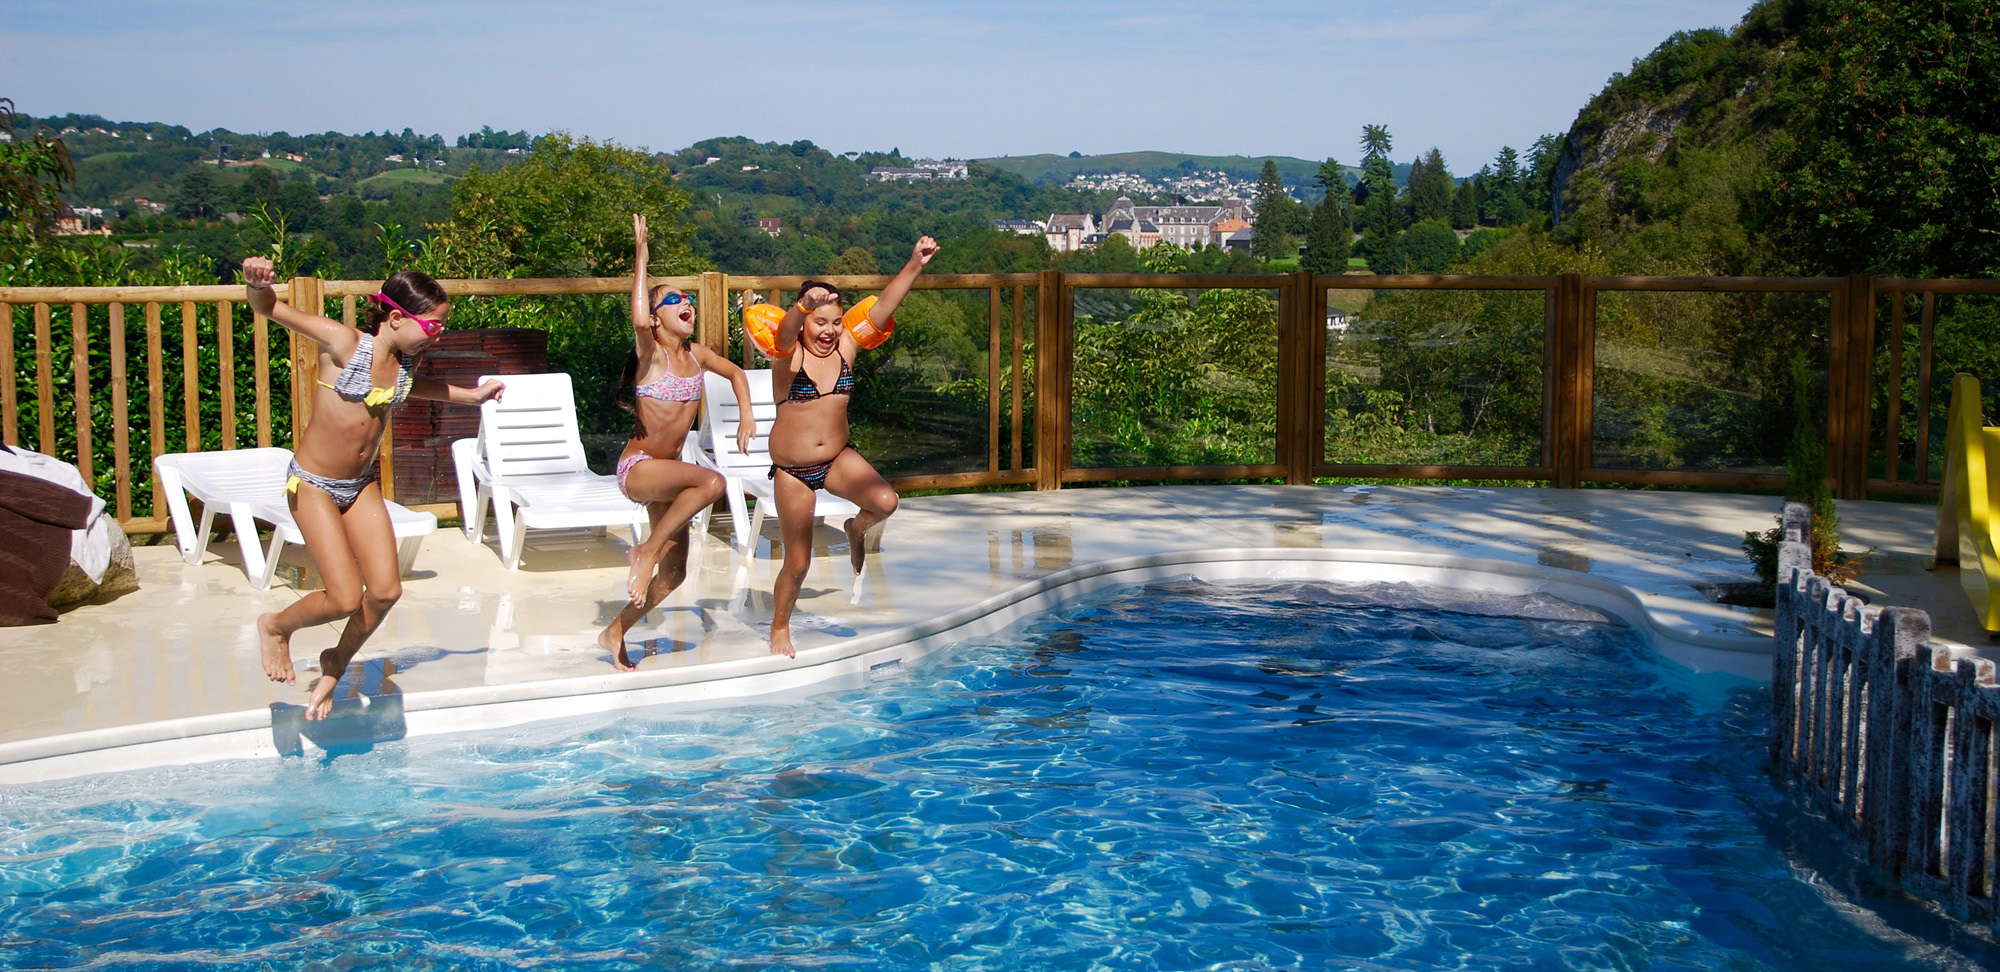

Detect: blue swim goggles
652,292,695,312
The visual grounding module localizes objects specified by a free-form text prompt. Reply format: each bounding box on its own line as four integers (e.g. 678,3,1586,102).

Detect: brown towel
0,468,95,625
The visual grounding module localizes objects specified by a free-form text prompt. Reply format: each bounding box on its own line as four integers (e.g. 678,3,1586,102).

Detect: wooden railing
1772,502,1999,928
2,271,1993,533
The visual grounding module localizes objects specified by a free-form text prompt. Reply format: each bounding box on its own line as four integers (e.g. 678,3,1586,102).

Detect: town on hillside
994,196,1259,253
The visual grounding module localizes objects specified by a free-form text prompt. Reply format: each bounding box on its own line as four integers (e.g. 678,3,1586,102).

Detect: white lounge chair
691,370,859,552
154,447,438,591
451,372,648,570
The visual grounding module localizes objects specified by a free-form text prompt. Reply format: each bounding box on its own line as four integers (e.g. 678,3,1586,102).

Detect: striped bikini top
635,359,704,403
318,333,415,408
786,352,855,403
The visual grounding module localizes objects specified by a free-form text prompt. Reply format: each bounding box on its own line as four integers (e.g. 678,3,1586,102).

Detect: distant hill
977,151,1386,187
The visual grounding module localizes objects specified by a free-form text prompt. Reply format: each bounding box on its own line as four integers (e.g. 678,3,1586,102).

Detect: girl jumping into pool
243,256,504,720
762,235,939,658
600,213,755,670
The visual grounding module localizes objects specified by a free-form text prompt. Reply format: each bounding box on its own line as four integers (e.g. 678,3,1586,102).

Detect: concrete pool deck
0,485,1985,783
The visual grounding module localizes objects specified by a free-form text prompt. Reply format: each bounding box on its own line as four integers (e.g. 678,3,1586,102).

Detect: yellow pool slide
1933,373,2000,632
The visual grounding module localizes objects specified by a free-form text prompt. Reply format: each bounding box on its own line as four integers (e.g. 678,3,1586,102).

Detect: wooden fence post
1034,270,1067,490
288,276,319,442
698,271,728,350
1549,273,1590,489
1279,271,1320,484
1828,275,1875,500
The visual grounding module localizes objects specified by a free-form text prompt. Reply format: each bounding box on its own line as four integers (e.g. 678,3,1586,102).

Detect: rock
48,516,139,609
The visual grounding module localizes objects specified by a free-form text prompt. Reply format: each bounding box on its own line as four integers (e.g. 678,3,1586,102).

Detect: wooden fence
3,272,1997,533
1772,502,1999,928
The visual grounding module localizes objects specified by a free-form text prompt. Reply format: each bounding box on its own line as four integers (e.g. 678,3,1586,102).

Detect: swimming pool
1,578,1990,970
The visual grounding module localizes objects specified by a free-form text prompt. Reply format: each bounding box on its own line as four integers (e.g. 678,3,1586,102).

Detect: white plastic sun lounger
451,372,649,570
154,447,438,590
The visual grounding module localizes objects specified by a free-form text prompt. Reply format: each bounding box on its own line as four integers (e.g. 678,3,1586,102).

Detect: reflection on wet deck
0,485,1975,770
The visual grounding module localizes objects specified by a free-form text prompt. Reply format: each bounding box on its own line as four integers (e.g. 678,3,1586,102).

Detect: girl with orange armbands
761,235,938,658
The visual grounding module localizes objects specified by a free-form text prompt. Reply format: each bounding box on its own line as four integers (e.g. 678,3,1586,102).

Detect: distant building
1044,213,1098,252
1103,214,1162,250
1326,307,1354,332
991,218,1044,235
1103,196,1255,251
1208,218,1251,248
384,154,404,162
757,217,782,236
870,159,969,182
1218,224,1254,252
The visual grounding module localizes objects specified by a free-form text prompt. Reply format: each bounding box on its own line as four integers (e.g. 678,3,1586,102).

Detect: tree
0,98,74,240
1764,0,2000,276
1356,190,1399,267
234,166,281,210
1409,148,1452,224
1387,221,1461,273
1480,147,1530,226
1250,159,1294,260
427,132,700,278
1300,194,1350,273
170,166,225,221
1449,178,1477,230
1358,124,1398,205
1359,124,1394,166
825,245,879,274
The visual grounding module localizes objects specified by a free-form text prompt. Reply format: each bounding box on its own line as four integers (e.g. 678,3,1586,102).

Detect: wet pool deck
0,485,1984,781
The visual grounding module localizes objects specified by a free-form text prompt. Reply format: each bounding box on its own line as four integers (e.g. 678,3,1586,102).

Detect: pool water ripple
1,578,1995,971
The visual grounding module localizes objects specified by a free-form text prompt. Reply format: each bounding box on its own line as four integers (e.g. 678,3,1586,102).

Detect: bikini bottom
615,450,654,501
285,458,376,512
769,445,856,492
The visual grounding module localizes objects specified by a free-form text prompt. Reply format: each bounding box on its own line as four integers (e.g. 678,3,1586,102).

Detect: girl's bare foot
257,613,295,684
304,673,340,721
770,627,797,659
626,538,670,604
843,517,868,575
599,620,639,672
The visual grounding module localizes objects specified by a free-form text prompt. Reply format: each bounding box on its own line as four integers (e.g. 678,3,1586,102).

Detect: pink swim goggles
371,291,446,337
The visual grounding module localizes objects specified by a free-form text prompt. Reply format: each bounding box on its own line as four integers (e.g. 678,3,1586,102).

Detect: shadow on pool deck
0,485,1984,775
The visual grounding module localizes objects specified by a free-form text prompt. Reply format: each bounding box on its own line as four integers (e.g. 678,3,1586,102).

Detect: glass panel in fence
1872,291,2000,485
1593,289,1831,475
1323,286,1547,467
1071,286,1279,470
852,287,1034,480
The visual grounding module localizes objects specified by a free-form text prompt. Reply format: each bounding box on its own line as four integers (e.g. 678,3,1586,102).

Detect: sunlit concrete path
0,485,1975,782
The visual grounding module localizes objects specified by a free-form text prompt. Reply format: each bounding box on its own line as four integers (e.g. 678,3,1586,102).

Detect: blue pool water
2,579,1993,971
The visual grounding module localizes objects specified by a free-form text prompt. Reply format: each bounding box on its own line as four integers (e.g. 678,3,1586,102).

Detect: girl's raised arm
774,284,837,356
692,343,758,454
242,256,359,356
630,213,654,334
870,235,940,325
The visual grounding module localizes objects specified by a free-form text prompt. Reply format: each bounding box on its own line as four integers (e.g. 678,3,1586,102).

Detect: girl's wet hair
614,350,647,438
361,270,447,335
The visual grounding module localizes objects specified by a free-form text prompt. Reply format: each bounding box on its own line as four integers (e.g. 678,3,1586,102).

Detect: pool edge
0,547,1773,784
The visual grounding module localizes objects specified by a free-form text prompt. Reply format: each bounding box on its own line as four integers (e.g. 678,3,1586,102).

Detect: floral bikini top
634,358,704,403
318,333,415,408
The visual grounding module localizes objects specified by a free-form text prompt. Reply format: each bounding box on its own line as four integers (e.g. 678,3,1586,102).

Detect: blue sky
4,1,1752,172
